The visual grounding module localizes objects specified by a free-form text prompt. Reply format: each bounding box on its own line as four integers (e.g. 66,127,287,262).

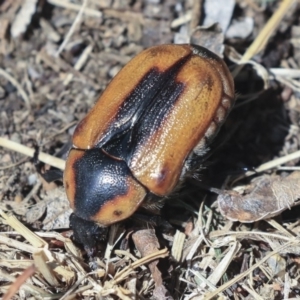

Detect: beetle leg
131,213,174,231
139,193,165,214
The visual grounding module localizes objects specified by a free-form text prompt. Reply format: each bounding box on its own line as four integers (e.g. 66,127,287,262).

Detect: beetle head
69,213,108,253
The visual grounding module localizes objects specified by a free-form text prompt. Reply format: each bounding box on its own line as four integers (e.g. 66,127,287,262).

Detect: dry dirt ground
1,0,300,299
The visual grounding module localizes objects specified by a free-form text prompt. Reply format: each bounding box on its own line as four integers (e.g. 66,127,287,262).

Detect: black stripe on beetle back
72,148,133,221
96,69,162,148
126,75,185,159
102,75,185,162
97,53,192,151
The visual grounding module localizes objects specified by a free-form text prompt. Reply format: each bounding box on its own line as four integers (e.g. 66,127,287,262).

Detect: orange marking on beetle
91,175,147,226
191,46,234,98
63,149,85,210
72,119,88,145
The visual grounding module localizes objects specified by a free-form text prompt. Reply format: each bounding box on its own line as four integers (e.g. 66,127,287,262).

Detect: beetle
63,44,235,246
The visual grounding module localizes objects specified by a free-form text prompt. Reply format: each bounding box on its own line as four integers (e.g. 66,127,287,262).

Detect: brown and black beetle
63,44,235,247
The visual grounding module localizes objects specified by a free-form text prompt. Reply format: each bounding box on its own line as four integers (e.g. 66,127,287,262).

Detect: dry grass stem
189,0,203,32
205,238,300,299
245,149,300,176
207,241,241,286
113,248,169,284
270,68,300,78
241,282,265,300
0,137,65,170
0,235,37,253
0,157,28,170
1,1,300,298
47,0,102,18
240,0,296,62
188,270,220,294
0,269,55,299
22,181,42,203
104,224,123,260
33,250,59,286
232,0,296,78
63,44,93,85
171,230,185,262
171,11,192,28
0,210,46,248
0,68,31,109
266,219,295,238
55,0,89,57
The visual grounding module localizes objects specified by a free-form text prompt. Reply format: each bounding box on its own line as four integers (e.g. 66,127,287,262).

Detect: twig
171,11,192,28
22,181,42,203
55,0,89,57
113,248,169,284
2,265,37,300
47,0,101,18
0,157,28,170
270,68,300,78
0,68,31,110
0,209,47,248
0,137,65,170
63,44,93,85
189,0,203,32
245,149,300,177
204,238,300,299
232,0,296,78
240,0,296,63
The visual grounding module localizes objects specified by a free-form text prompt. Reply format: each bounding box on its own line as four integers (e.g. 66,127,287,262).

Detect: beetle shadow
207,69,290,184
163,64,292,223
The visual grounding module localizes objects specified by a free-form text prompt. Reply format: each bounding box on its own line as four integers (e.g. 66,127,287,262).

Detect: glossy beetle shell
64,44,235,226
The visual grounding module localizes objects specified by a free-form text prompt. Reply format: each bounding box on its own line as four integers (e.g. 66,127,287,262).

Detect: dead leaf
132,229,173,300
214,172,300,222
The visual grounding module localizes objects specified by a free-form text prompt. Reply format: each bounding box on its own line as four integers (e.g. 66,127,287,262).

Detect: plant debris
215,171,300,222
1,0,300,299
